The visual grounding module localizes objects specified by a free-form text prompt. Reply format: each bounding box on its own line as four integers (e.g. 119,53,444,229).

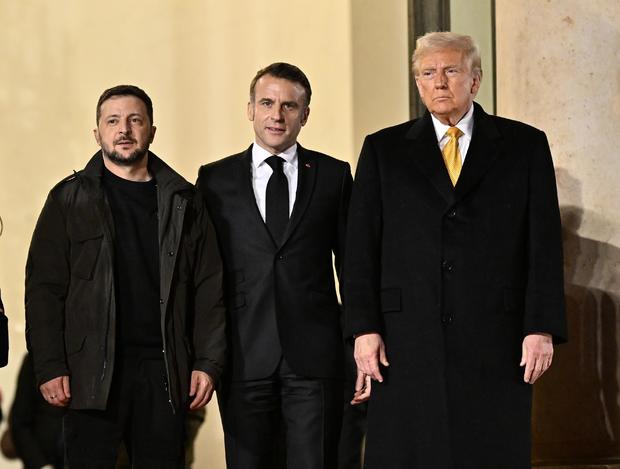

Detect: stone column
496,1,620,467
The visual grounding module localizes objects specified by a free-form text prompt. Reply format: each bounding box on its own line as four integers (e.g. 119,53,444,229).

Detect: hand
354,332,389,383
520,333,553,384
39,375,71,407
351,369,372,405
189,370,215,410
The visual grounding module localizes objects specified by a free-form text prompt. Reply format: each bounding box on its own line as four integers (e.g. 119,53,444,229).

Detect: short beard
102,144,149,167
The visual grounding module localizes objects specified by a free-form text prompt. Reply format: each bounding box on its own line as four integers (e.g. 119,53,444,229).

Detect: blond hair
412,32,482,79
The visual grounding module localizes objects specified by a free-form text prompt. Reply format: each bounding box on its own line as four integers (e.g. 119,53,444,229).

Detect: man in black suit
197,62,352,469
344,32,567,468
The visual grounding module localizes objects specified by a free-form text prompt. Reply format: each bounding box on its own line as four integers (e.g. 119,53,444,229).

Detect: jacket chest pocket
68,224,104,280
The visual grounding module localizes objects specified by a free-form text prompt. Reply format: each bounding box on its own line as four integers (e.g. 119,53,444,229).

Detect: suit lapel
281,144,316,247
454,103,502,201
406,113,456,206
238,146,276,246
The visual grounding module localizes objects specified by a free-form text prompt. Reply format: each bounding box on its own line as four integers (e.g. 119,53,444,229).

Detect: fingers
351,375,372,405
40,376,71,407
354,333,387,383
521,334,554,384
354,369,365,392
189,371,214,410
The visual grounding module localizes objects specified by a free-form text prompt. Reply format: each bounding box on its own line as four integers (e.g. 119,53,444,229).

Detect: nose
269,106,284,121
433,71,448,88
118,119,131,134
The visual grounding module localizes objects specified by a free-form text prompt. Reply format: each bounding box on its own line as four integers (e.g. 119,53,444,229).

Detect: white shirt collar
252,142,298,169
431,104,475,143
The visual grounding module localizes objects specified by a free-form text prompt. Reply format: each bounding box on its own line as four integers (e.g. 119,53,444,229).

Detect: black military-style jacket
26,151,225,411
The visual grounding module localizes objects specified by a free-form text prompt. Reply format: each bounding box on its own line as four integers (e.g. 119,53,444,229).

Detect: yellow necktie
442,127,463,186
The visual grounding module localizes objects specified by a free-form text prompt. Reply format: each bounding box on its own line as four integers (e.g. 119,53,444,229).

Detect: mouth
115,139,136,146
265,126,285,134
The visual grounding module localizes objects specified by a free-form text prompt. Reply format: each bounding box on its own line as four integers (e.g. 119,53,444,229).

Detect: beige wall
496,1,620,464
0,1,408,467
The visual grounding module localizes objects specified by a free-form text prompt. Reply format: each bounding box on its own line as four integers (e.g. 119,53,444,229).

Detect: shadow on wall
532,169,620,466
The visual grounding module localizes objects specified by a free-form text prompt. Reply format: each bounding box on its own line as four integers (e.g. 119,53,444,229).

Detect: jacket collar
82,150,193,197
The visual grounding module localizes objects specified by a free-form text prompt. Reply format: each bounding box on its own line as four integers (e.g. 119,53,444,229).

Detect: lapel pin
305,163,311,168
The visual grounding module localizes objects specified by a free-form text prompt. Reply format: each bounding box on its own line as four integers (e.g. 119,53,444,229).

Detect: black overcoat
344,103,567,469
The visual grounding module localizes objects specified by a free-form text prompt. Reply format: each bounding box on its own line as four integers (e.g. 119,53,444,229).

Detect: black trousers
219,358,343,469
64,355,185,469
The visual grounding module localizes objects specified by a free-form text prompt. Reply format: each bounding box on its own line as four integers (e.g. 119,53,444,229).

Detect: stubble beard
102,142,150,167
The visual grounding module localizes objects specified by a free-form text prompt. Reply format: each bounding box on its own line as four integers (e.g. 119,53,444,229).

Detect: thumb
520,342,527,367
379,342,389,367
189,373,197,396
63,376,71,398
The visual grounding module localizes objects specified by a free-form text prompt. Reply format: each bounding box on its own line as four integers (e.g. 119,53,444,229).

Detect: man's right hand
354,332,389,383
39,375,71,407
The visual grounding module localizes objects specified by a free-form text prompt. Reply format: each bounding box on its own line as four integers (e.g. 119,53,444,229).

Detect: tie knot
265,155,285,172
446,127,463,140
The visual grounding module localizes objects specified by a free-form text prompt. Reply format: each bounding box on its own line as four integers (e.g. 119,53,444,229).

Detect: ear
300,106,310,126
247,101,254,121
93,128,101,145
150,126,157,143
470,73,482,96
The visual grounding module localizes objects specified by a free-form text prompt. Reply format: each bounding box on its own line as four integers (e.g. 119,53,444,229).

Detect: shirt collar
252,142,298,169
431,104,475,142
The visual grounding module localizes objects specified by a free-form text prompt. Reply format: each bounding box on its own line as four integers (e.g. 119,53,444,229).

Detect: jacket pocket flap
68,223,104,242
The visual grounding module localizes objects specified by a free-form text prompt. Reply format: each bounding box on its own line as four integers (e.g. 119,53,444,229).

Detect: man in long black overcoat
344,32,567,469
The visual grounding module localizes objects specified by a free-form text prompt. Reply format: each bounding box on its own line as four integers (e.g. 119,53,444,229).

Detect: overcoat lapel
281,144,316,247
237,146,276,246
406,112,456,206
454,103,502,201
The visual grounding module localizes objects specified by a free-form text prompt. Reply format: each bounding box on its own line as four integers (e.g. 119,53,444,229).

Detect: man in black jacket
25,85,225,468
197,63,352,469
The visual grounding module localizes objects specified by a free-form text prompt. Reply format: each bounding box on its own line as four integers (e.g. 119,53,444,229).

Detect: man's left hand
189,370,215,410
520,333,553,384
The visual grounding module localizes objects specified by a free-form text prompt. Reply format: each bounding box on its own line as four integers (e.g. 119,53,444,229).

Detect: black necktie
265,155,289,243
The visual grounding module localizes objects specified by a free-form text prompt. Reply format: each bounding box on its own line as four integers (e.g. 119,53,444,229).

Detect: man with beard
25,85,225,468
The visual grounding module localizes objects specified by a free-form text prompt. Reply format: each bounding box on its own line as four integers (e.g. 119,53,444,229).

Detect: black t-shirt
102,168,161,351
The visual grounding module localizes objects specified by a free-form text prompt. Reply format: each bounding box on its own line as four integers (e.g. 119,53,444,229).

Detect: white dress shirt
431,104,475,163
251,142,298,221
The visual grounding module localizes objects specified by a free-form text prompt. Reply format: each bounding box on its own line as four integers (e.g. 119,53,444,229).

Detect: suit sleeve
523,130,567,343
343,136,384,339
191,174,226,381
25,192,71,386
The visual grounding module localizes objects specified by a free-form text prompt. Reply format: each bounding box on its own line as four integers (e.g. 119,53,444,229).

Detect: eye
260,100,272,108
130,116,143,124
421,70,435,79
107,118,118,125
446,68,460,76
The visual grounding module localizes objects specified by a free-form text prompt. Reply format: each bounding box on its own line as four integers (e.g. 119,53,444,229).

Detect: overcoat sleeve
343,136,384,339
523,130,567,343
190,193,226,381
25,192,71,386
334,163,353,284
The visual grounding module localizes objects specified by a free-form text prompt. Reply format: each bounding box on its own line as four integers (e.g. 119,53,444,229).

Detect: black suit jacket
343,103,567,468
197,144,352,380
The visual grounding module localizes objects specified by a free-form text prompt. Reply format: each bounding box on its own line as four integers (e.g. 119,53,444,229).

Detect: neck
103,155,151,182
